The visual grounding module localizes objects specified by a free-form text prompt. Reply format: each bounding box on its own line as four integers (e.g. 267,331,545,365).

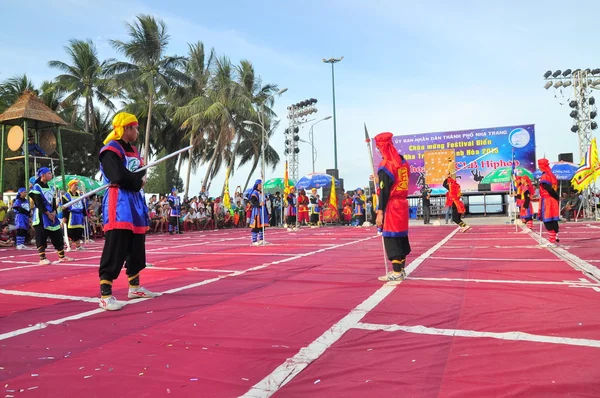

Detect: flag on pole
222,168,231,209
329,175,337,208
572,138,600,191
510,147,517,192
283,161,290,205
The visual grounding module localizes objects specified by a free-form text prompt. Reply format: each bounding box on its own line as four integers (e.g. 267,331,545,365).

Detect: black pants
310,213,320,224
423,205,430,224
34,225,64,258
99,230,146,283
451,204,462,225
357,214,366,225
67,228,84,242
544,221,559,233
286,215,296,225
384,236,411,272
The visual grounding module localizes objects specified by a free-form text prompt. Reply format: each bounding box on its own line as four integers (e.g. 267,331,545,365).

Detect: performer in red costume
443,174,471,232
538,158,560,246
518,175,535,231
297,189,309,226
342,193,353,225
374,132,411,282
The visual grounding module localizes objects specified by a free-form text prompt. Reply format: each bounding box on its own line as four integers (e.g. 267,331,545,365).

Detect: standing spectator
421,186,431,225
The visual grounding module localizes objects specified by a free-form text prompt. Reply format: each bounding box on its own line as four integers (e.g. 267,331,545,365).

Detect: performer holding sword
97,112,159,311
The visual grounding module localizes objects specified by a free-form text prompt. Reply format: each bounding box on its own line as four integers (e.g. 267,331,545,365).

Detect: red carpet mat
1,225,600,397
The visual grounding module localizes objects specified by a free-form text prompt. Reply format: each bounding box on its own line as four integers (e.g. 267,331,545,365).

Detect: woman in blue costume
13,188,32,250
62,180,86,250
29,167,71,264
97,112,159,311
249,179,268,245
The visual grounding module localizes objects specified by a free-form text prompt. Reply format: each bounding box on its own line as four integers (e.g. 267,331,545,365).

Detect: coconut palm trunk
144,90,154,164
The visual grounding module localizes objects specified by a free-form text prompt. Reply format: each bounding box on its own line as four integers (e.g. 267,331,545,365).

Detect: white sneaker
56,256,74,263
251,242,261,246
128,286,160,299
16,244,26,250
39,259,51,265
460,225,471,233
99,296,123,311
76,246,86,251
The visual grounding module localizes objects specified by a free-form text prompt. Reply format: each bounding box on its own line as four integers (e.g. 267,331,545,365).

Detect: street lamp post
322,57,343,170
243,87,287,244
306,116,332,173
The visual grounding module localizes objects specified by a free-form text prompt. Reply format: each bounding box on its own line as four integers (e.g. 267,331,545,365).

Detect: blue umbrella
551,161,578,180
295,173,341,190
534,161,578,181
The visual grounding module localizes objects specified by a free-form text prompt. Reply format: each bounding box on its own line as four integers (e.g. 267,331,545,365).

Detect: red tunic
539,172,560,222
446,177,465,214
379,157,410,238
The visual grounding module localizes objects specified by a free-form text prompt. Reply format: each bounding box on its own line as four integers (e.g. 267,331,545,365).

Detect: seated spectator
0,225,15,247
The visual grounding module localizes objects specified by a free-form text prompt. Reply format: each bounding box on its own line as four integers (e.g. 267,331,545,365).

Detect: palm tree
172,41,215,197
0,74,37,112
234,60,280,191
238,119,281,190
38,81,63,112
108,14,188,163
48,39,114,133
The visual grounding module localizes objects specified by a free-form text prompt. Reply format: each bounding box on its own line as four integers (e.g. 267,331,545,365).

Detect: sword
62,145,193,208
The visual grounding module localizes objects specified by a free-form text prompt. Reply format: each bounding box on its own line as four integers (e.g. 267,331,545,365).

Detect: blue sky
2,0,600,195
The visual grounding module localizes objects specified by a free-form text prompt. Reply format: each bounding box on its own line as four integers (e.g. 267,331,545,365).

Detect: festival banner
372,124,536,195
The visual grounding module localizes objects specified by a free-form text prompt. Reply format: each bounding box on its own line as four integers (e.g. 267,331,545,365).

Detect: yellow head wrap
103,112,139,145
67,179,79,188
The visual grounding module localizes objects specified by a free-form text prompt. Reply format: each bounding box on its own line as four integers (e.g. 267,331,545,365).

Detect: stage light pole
322,56,343,170
285,98,319,180
543,68,600,219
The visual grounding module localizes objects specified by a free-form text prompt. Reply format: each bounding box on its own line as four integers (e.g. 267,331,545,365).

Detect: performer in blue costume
29,167,71,264
98,112,158,311
168,187,182,235
62,180,87,250
353,188,366,226
13,188,32,250
249,179,268,245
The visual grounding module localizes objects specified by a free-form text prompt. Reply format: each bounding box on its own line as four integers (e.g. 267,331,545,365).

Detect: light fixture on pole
322,56,343,171
543,67,600,219
243,87,287,244
285,98,319,180
306,116,332,173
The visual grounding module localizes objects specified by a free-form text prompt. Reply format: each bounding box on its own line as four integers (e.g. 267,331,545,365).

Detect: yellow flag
572,138,600,191
223,168,231,209
329,175,337,208
283,161,290,205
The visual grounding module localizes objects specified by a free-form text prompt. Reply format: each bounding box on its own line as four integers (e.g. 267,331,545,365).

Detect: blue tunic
62,191,86,228
30,182,60,231
99,141,148,234
168,194,181,217
13,197,30,230
249,189,268,228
